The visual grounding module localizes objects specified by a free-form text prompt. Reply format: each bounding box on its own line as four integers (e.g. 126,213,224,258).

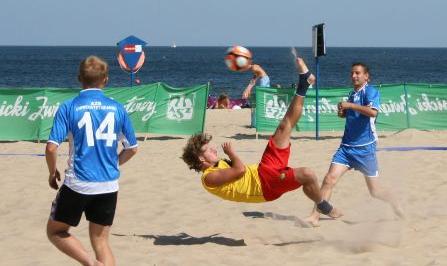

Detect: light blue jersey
341,83,380,146
259,75,270,87
48,89,137,194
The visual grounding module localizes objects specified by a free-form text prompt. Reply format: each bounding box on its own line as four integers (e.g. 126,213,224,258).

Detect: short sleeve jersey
341,83,380,146
48,89,137,194
201,160,266,203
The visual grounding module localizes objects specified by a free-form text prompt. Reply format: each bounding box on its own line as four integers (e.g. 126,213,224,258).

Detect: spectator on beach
305,62,404,227
182,55,341,220
241,64,270,100
217,93,231,109
208,93,248,109
45,56,138,265
241,64,270,127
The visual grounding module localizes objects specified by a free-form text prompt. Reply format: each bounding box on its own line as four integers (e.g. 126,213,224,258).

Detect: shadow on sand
112,232,246,247
137,136,184,141
242,211,314,228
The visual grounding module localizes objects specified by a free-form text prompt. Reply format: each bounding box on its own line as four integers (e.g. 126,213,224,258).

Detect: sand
1,108,446,265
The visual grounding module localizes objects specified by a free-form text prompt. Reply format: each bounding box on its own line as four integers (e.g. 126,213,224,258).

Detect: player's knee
303,167,316,179
298,167,317,184
46,227,53,241
46,222,67,241
322,173,337,187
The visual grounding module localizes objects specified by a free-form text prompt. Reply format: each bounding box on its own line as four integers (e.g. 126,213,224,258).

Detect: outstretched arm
203,142,246,187
339,102,378,117
242,76,258,99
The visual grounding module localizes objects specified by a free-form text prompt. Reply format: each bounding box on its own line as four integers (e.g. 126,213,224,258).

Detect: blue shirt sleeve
120,108,137,149
365,86,380,109
48,101,70,145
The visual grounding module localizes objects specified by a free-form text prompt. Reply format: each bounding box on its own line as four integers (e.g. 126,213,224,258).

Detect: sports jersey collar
353,82,367,94
79,88,104,95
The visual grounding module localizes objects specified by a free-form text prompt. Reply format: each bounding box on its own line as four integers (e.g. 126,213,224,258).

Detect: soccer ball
225,45,252,72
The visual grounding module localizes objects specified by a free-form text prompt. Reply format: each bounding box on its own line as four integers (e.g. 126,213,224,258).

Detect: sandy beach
1,108,446,266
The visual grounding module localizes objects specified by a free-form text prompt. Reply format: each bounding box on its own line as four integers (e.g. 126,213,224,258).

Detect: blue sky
0,0,445,47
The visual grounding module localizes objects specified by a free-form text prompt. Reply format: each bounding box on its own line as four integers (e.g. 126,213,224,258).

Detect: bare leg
272,57,315,149
47,219,101,266
89,222,115,266
293,167,322,203
305,163,349,226
365,177,405,218
273,57,341,219
294,167,342,219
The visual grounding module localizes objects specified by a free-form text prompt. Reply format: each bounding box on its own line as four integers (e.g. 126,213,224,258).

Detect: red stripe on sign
124,45,135,52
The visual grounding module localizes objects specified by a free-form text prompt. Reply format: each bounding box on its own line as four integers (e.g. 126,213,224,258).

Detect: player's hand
338,101,352,110
242,89,251,99
222,142,235,156
48,169,61,190
337,102,347,118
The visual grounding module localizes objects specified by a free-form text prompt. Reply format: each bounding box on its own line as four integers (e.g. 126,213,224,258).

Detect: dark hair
217,93,229,102
182,133,212,172
351,62,370,74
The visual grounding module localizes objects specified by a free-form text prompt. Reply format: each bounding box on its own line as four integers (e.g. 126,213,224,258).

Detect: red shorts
258,137,302,201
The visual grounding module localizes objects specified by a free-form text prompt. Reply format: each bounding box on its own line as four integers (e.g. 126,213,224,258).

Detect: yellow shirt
201,160,266,203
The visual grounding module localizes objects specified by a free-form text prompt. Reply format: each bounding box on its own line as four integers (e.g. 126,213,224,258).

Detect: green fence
255,84,447,132
0,83,209,141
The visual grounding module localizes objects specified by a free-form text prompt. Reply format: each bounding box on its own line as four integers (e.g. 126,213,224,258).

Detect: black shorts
50,185,118,226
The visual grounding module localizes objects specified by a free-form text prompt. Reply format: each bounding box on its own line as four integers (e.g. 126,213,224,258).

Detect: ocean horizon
1,46,447,98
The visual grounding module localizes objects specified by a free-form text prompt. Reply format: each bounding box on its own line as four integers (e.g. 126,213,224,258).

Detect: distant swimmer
182,54,341,220
305,62,404,227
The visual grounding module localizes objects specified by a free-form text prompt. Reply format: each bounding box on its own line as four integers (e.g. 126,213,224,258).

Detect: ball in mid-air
225,45,252,72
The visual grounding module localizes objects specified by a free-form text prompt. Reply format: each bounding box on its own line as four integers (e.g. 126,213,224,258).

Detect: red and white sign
123,45,142,53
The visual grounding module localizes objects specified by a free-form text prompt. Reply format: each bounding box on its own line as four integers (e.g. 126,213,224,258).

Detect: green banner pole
403,82,411,128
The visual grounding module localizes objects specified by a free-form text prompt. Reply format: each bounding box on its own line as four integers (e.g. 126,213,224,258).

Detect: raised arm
203,142,246,187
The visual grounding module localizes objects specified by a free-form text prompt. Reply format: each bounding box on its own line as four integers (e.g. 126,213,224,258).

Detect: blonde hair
78,56,109,88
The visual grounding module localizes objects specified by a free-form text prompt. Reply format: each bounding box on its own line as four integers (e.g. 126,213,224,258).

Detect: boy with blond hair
45,56,138,265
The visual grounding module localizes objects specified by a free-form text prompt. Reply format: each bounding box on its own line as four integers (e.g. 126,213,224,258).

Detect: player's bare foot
304,212,321,227
326,206,343,219
295,57,309,74
295,57,316,85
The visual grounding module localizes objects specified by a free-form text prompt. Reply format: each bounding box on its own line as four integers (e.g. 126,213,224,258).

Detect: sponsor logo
167,93,195,121
264,93,289,120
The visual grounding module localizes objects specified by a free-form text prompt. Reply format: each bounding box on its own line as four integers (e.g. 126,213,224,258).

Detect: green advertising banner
255,84,447,133
255,86,348,132
398,84,447,130
255,86,297,133
0,83,209,141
